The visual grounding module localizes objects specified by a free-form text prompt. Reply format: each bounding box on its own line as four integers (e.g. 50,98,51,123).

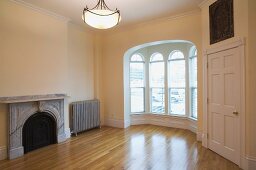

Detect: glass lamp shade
82,10,121,29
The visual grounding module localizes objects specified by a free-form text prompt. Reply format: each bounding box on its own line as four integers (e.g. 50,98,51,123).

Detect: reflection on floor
0,125,240,170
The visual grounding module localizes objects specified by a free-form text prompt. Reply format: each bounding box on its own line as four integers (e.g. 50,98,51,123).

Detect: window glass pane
191,88,197,118
150,62,164,87
190,57,197,87
151,88,165,113
131,54,143,61
150,53,163,62
169,88,185,115
190,50,197,118
131,88,144,112
169,51,184,60
169,60,185,87
194,49,197,56
130,63,144,87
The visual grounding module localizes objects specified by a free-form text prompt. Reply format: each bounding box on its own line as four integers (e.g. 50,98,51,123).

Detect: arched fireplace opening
22,112,57,153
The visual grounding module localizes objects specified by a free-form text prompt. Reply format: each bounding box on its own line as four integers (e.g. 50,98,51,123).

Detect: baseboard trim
124,120,130,128
246,156,256,170
104,118,125,128
131,114,198,134
0,146,7,160
197,131,202,142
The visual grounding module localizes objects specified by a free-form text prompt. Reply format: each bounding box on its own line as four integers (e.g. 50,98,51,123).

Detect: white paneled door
208,47,241,165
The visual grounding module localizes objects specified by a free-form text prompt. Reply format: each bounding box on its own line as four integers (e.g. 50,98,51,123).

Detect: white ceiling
19,0,204,28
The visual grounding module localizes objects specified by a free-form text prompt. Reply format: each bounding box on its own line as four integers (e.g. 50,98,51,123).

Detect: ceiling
20,0,204,28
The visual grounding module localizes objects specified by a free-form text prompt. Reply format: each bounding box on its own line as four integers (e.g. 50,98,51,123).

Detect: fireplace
0,94,68,159
23,112,57,153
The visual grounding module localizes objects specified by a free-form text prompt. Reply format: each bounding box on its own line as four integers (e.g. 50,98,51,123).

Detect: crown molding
198,0,216,8
10,0,70,22
198,0,210,8
131,9,201,28
104,9,201,34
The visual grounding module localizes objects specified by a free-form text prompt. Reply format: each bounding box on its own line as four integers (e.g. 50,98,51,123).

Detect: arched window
168,51,186,115
127,43,198,120
150,53,165,113
130,54,145,112
189,48,197,118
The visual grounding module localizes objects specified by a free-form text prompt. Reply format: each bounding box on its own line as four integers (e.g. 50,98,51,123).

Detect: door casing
202,38,246,168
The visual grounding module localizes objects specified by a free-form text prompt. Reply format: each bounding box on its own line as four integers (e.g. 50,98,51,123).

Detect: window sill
130,112,197,121
189,117,198,121
130,113,197,134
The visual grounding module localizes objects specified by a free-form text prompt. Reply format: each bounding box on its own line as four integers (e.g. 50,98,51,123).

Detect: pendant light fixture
82,0,121,29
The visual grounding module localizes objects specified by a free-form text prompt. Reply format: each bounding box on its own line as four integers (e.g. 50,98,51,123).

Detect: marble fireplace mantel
0,94,68,159
0,94,67,103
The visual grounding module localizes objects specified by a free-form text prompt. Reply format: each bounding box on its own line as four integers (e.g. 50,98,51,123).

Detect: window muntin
130,54,145,113
150,53,165,113
168,51,186,115
190,49,197,118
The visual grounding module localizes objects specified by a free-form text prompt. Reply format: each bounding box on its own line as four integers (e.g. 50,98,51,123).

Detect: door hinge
207,98,209,104
205,133,209,139
207,62,209,68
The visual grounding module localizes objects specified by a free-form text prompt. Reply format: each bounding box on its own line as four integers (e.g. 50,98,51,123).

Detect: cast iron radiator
71,100,100,135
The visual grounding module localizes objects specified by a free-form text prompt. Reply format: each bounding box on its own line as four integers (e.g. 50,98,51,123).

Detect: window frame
129,53,146,113
149,53,165,114
168,51,187,116
189,48,198,119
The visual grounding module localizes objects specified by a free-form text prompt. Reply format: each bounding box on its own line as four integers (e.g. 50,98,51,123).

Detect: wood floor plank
0,125,240,170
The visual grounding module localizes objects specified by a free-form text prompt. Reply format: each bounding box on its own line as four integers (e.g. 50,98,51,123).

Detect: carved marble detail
8,99,66,159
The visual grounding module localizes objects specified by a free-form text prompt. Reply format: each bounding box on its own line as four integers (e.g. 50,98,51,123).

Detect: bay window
129,45,197,120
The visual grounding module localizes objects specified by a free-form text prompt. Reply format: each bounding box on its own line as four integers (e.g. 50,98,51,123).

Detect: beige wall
0,1,96,148
201,0,256,159
248,0,256,158
101,12,202,128
66,22,97,126
67,23,95,101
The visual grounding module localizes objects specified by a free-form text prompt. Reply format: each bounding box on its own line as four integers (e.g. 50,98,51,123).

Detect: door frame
202,38,246,168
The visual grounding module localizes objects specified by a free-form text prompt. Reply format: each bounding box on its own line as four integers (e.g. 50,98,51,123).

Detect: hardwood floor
0,125,240,170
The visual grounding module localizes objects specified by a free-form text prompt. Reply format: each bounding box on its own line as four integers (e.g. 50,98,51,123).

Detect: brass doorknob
233,111,239,115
